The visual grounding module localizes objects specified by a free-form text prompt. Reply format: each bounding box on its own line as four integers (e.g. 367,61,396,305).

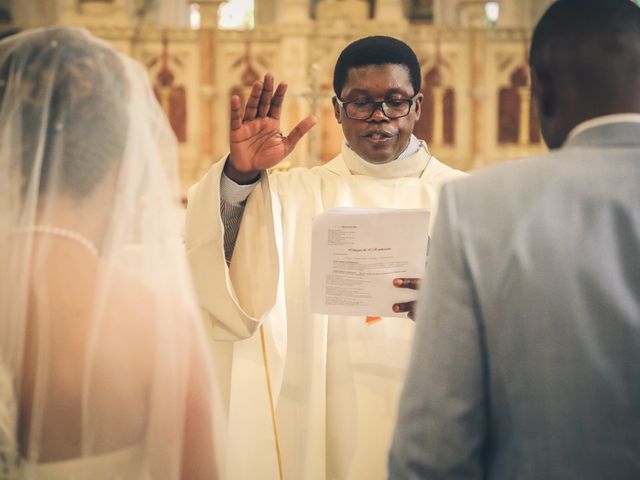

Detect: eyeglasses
334,94,419,120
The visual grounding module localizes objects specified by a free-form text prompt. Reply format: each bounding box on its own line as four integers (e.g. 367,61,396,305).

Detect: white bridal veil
0,26,221,479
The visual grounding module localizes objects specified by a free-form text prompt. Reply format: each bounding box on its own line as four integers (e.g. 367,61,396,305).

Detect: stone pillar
469,28,486,168
463,28,487,169
433,0,460,26
432,85,445,147
195,0,224,178
307,63,321,166
279,3,312,168
518,86,531,146
459,2,489,27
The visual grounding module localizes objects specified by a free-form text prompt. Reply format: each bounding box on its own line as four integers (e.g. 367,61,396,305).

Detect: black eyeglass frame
334,94,420,120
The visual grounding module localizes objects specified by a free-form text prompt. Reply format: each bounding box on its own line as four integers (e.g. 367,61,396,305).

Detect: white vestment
186,141,465,480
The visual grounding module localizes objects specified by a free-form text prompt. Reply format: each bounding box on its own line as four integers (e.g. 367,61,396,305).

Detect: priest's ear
332,96,342,124
412,92,424,120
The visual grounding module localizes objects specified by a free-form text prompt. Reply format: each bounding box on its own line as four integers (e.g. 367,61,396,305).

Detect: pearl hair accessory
16,225,99,256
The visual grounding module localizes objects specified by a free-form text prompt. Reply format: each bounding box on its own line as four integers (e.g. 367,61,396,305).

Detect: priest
186,36,466,480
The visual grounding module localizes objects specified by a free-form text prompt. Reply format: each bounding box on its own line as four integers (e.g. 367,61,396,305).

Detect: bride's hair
0,27,128,198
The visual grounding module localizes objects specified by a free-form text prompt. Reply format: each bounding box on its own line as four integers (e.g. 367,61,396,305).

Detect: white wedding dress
0,363,145,480
15,447,146,480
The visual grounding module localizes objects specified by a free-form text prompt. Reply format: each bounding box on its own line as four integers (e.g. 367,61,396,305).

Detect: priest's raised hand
224,73,317,184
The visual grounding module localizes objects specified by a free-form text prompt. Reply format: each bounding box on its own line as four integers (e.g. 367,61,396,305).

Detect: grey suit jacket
389,121,640,480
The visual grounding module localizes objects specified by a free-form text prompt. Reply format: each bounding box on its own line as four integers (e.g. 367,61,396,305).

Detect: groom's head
529,0,640,149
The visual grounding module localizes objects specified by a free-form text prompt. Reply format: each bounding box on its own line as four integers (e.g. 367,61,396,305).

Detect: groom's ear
531,69,554,118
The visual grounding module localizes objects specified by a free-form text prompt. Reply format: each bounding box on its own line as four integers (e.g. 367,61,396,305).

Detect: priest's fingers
269,82,288,120
230,95,243,131
393,278,421,290
392,301,416,319
284,116,317,151
242,80,263,122
257,73,274,118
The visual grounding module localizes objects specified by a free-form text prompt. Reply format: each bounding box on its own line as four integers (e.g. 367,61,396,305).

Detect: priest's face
333,63,422,164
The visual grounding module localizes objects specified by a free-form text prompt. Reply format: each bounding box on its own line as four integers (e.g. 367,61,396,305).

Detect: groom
389,1,640,478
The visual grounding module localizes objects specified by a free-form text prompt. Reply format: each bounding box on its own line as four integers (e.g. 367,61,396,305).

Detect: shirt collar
566,114,640,143
341,135,430,179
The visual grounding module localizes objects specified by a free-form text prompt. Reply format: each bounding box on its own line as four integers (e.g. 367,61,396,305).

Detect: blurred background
1,0,572,193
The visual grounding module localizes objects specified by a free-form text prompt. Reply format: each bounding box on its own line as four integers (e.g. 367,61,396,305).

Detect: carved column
518,86,531,145
194,0,224,177
279,0,312,168
277,0,312,168
432,85,445,147
469,28,486,168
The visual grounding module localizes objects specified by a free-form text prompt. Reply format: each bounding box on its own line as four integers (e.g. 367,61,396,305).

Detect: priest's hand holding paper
225,73,317,184
392,277,421,320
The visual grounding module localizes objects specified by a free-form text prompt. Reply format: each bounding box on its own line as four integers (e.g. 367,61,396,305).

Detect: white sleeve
185,158,278,341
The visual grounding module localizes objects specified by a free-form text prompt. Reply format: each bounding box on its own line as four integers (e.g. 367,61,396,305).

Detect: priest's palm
230,116,293,171
227,73,316,183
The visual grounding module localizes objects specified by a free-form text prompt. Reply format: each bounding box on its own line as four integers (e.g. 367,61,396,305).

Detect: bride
0,27,221,479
